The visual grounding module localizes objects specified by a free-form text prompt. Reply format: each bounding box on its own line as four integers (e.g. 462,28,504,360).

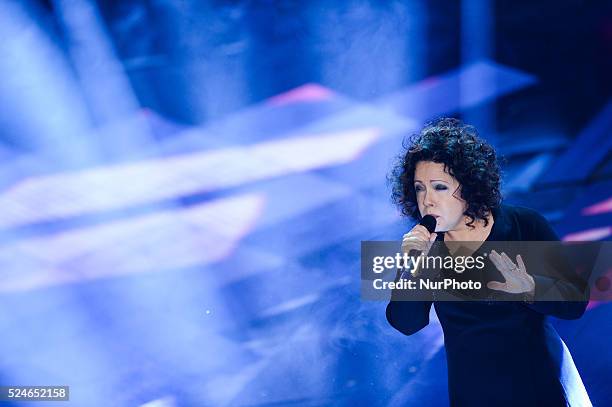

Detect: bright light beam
0,128,381,228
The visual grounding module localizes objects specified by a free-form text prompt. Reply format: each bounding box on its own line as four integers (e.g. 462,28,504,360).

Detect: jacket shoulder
500,204,559,241
503,204,547,223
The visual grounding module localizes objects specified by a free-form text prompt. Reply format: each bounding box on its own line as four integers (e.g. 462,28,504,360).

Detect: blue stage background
0,1,610,406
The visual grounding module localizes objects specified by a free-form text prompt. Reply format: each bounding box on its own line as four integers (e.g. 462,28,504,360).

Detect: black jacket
386,204,592,407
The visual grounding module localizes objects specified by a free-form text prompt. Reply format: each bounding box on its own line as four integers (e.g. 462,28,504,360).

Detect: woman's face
413,161,467,232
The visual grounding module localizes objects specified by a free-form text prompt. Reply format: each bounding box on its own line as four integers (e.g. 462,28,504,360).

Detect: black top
386,204,591,407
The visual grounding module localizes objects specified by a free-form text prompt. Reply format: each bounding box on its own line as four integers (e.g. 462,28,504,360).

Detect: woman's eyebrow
414,179,449,183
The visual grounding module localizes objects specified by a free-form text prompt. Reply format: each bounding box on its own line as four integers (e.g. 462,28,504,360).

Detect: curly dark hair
388,117,502,228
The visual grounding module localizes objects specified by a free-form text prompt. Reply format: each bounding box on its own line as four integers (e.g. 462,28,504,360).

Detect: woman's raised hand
486,250,535,295
401,224,438,256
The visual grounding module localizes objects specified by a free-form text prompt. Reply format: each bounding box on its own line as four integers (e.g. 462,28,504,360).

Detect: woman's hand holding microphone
401,224,438,256
400,215,438,277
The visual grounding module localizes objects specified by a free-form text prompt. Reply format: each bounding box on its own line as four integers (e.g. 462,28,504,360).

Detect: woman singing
386,118,591,406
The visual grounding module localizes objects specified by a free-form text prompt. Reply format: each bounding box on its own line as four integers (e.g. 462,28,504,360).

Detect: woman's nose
423,189,435,206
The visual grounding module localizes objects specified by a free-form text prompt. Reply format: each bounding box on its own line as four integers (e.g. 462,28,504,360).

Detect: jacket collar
486,204,509,241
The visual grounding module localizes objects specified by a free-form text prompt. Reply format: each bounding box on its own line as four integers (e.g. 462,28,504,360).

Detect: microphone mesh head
420,215,437,234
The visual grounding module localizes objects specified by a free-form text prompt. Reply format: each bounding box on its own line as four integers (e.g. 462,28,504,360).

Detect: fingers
401,238,428,253
402,225,435,253
486,253,510,292
403,225,431,240
487,251,531,294
516,254,526,272
489,250,507,276
490,250,520,274
401,234,427,247
487,281,506,291
402,232,429,244
500,252,517,271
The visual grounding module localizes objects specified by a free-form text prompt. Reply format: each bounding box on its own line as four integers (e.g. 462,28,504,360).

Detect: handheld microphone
408,214,437,256
420,215,437,234
401,215,437,278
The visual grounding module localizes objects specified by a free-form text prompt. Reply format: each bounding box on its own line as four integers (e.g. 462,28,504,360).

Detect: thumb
429,233,438,242
487,281,506,291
